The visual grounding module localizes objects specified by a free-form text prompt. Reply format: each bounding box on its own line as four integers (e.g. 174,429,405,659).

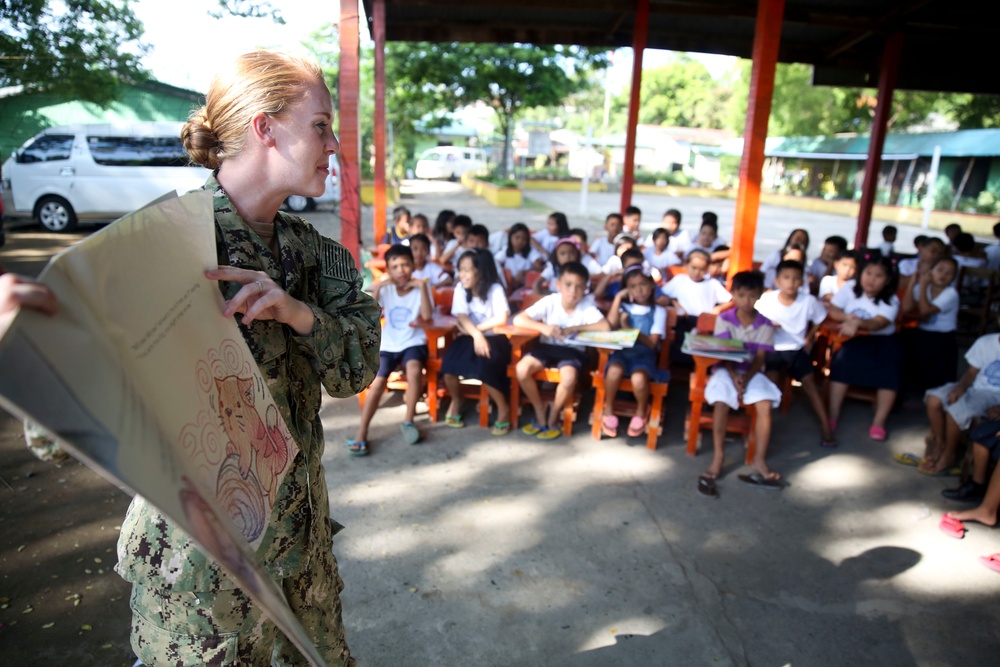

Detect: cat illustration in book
216,374,291,501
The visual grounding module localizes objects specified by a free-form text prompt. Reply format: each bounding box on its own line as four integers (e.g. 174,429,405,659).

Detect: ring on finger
255,280,264,294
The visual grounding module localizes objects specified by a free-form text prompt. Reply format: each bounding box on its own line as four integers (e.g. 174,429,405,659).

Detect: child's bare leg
925,394,946,460
485,385,510,426
921,413,961,473
947,443,1000,526
604,363,625,413
516,356,547,425
631,371,650,415
357,375,387,441
551,366,578,429
872,389,896,429
828,381,848,426
751,401,779,480
707,402,728,479
801,374,834,441
443,374,463,418
403,359,423,423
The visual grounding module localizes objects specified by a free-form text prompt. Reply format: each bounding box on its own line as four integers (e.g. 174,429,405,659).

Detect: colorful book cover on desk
681,333,751,361
566,329,639,349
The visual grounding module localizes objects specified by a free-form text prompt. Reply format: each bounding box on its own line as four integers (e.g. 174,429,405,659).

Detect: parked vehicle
282,154,340,212
414,146,486,181
1,122,210,232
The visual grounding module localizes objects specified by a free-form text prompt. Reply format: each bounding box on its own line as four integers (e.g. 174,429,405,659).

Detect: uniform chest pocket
242,319,288,365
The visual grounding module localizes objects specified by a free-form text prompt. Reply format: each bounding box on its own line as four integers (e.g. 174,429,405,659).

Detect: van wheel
284,195,315,213
36,196,78,232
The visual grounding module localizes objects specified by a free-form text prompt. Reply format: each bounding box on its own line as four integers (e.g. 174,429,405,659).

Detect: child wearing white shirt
410,234,451,287
900,256,959,394
589,213,624,266
826,256,901,443
657,249,732,365
755,260,834,446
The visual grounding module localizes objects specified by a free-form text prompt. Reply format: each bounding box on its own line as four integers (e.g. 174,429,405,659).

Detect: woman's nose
328,133,341,155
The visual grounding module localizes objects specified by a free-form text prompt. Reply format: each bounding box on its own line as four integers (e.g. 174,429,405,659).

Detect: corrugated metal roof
765,129,1000,158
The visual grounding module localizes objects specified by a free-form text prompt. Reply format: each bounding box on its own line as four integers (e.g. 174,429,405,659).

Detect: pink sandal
627,415,648,438
601,415,619,438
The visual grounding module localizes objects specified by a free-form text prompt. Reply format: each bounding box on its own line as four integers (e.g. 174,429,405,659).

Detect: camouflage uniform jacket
116,175,381,591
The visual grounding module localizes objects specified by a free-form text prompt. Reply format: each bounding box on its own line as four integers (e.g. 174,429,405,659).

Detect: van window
16,134,74,163
86,136,190,167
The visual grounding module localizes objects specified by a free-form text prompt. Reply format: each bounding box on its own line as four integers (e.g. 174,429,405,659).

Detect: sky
132,0,736,94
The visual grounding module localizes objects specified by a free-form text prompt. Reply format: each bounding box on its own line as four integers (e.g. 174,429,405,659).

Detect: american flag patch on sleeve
321,238,358,281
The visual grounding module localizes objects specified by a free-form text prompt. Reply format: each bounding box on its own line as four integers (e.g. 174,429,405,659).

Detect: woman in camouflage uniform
115,51,380,666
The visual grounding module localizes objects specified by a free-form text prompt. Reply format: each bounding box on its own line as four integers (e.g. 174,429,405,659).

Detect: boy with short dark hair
514,262,610,440
701,270,783,491
756,260,835,446
878,225,897,257
382,206,412,245
589,213,624,266
350,244,433,455
440,214,472,264
410,233,451,287
623,205,642,236
807,235,848,289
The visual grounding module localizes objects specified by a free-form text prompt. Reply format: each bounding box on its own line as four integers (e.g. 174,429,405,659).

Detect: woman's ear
250,112,275,147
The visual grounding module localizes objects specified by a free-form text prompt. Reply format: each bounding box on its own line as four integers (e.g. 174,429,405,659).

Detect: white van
1,122,210,232
414,146,486,181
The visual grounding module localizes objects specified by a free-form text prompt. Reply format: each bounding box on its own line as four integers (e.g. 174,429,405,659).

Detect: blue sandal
346,439,369,457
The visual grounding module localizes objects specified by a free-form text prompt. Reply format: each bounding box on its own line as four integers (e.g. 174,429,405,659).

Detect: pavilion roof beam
824,0,932,60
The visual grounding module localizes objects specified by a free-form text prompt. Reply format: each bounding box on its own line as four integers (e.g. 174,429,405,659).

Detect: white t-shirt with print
524,293,605,349
967,334,1000,391
413,261,449,287
755,290,828,351
831,282,899,336
451,282,509,335
659,274,731,317
379,284,428,353
589,236,617,266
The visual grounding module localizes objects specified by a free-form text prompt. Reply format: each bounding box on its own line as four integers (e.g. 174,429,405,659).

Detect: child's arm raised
606,291,626,329
592,270,622,299
913,274,943,320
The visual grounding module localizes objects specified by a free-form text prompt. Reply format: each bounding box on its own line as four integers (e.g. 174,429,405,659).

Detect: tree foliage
0,0,148,106
615,56,729,129
387,42,608,176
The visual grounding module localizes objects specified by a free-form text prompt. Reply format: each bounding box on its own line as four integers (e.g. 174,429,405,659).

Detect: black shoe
942,481,986,503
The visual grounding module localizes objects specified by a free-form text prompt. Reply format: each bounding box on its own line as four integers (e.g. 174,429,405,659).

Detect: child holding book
600,266,669,438
514,262,610,440
658,249,732,364
702,270,783,490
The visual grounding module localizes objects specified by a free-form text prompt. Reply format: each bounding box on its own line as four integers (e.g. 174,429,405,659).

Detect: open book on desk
681,332,752,362
565,329,639,350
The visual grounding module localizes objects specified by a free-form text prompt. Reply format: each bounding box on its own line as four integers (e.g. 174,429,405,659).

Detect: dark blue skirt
830,334,902,391
440,334,512,392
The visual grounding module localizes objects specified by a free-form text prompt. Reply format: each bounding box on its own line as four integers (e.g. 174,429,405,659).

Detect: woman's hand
206,266,314,335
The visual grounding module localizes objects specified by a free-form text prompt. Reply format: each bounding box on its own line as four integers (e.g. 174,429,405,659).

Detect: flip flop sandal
698,475,719,499
738,472,783,490
893,452,924,467
346,439,369,457
601,415,619,438
445,414,465,428
536,427,562,440
626,415,648,438
939,514,966,539
490,421,511,436
868,425,888,441
819,437,838,449
521,421,543,436
979,553,1000,573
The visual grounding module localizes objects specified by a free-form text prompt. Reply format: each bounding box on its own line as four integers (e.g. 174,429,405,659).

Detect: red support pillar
728,0,785,281
338,0,361,265
373,0,387,246
855,32,902,250
620,0,649,214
